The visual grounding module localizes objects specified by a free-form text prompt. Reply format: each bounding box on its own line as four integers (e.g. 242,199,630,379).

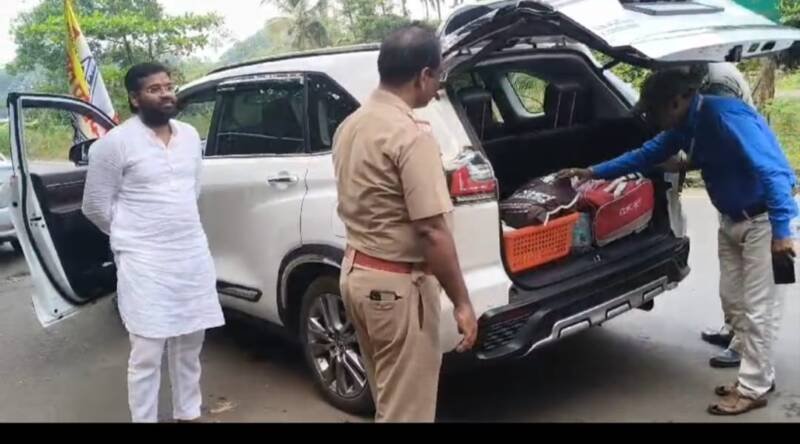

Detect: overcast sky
0,0,467,66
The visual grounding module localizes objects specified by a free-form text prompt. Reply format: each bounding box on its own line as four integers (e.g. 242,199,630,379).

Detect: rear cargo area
448,51,683,288
485,118,650,198
484,117,675,288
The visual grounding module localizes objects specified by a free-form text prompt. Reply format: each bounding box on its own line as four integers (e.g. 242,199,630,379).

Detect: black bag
500,174,579,229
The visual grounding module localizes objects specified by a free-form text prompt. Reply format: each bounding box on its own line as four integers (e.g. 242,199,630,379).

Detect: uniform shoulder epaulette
408,112,432,133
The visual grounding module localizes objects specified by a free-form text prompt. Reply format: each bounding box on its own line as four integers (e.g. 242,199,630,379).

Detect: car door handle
267,173,299,185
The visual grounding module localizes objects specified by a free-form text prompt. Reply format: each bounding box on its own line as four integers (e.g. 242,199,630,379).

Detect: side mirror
68,139,95,166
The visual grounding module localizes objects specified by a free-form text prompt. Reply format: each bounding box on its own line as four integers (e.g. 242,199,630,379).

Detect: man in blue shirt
560,68,796,416
676,63,756,369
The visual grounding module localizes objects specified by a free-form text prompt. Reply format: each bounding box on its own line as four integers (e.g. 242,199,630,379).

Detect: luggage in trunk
578,175,655,247
499,174,579,229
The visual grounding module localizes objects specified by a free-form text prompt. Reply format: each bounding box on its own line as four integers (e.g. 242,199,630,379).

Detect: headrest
544,82,591,128
458,87,495,139
458,87,493,108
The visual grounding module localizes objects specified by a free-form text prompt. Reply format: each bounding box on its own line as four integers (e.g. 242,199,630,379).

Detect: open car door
441,0,800,69
6,93,117,327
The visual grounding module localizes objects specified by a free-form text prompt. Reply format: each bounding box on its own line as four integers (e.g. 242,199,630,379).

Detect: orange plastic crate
503,212,580,274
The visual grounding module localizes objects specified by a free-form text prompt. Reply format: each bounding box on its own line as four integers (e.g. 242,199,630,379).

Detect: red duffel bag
577,174,654,247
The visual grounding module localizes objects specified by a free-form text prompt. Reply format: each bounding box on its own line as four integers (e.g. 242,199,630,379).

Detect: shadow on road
209,309,704,422
437,327,707,422
209,310,307,370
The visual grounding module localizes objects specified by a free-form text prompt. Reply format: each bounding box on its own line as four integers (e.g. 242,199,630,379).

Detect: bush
0,122,9,158
22,120,74,161
766,97,800,169
0,117,76,162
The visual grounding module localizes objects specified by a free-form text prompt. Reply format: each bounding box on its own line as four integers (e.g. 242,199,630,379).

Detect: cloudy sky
0,0,466,66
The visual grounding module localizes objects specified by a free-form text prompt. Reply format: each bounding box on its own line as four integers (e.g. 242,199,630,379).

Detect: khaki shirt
332,89,453,263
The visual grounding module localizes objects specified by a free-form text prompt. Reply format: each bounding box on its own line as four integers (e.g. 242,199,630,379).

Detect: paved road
0,193,798,422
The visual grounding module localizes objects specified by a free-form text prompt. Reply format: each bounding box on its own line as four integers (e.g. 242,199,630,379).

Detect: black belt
727,203,768,223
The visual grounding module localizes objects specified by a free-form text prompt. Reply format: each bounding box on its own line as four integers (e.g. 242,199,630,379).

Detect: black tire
299,274,374,415
10,239,22,255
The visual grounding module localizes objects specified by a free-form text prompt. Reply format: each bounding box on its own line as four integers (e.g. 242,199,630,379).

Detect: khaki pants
714,215,741,354
718,214,784,399
340,250,442,422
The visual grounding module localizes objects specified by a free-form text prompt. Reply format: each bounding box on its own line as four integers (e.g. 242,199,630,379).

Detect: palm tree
424,0,443,22
260,0,331,51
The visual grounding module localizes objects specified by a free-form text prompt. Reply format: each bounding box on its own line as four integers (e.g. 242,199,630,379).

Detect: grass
777,70,800,93
0,105,213,162
0,108,96,162
23,123,74,161
766,71,800,170
766,97,800,169
0,119,74,162
0,122,9,159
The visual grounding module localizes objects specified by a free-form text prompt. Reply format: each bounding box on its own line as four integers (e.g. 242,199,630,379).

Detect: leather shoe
710,348,741,368
701,327,733,348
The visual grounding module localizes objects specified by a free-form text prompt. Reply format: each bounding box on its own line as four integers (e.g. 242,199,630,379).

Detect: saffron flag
65,0,117,142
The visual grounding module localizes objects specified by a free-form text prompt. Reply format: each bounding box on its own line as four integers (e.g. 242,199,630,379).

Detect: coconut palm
260,0,331,50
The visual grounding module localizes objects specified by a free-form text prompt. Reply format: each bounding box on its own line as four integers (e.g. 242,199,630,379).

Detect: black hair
637,67,701,115
377,24,441,87
124,62,171,112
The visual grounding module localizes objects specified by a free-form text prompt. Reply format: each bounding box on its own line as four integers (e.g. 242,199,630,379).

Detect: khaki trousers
340,249,442,422
718,213,784,399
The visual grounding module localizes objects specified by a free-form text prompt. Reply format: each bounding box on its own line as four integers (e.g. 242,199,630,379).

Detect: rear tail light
448,149,496,203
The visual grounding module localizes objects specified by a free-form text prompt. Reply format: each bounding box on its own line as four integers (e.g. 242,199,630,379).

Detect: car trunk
479,115,676,289
439,0,800,290
485,117,650,199
446,45,682,290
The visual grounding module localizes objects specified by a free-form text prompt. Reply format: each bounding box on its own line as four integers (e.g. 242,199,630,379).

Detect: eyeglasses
143,84,177,95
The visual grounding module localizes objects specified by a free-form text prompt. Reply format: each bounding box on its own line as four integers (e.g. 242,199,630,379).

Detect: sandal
715,382,776,397
715,383,738,397
708,392,768,416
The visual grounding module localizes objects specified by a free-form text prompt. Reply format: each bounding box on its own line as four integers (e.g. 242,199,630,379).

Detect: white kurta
82,116,224,338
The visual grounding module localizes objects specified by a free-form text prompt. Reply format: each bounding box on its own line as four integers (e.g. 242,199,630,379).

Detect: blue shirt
592,94,798,240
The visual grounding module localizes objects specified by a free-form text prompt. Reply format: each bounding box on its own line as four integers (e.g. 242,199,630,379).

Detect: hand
772,238,796,258
556,168,594,182
453,302,478,353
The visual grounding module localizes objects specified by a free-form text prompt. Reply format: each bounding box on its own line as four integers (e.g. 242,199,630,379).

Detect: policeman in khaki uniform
332,25,479,422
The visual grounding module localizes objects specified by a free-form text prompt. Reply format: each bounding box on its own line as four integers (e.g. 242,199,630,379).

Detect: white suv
9,0,800,414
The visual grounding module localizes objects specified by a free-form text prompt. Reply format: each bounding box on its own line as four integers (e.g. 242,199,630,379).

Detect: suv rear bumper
475,238,690,360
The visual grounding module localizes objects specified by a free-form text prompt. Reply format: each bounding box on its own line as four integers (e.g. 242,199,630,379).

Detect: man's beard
139,106,176,127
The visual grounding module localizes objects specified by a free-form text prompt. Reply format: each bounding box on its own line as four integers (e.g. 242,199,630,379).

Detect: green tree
333,0,416,45
8,0,224,119
740,0,800,111
777,0,800,69
253,0,420,52
219,23,276,65
260,0,331,51
9,0,224,74
591,52,649,89
0,69,15,119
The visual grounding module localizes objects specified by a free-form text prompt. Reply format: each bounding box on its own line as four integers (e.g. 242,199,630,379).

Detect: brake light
448,150,496,203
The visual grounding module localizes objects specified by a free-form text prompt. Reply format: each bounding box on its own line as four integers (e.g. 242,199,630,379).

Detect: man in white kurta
82,63,224,423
